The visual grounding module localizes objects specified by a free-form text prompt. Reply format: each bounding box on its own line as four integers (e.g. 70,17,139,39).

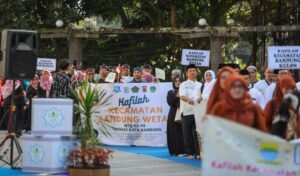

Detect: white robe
249,87,265,108
201,70,216,101
254,79,271,96
264,83,277,105
201,79,216,101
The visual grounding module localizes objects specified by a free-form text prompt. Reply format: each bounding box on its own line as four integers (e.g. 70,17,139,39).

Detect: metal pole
10,80,16,167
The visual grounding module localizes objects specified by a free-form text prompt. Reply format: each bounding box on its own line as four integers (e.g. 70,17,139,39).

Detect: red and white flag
116,64,122,74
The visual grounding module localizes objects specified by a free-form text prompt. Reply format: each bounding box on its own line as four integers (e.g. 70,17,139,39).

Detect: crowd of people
0,59,158,136
0,59,300,161
166,63,300,160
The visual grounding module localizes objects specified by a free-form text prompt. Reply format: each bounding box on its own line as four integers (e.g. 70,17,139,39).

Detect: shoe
177,154,185,157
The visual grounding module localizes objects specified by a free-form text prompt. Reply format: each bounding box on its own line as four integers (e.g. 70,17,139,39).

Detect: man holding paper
98,64,110,83
179,64,201,159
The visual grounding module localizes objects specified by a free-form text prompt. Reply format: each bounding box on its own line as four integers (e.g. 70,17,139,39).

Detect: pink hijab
40,70,53,97
1,80,21,99
71,70,85,85
143,73,155,83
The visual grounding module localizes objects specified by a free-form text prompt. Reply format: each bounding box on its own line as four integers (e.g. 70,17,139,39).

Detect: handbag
174,108,181,123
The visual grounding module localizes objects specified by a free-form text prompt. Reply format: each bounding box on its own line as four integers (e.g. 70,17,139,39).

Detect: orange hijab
206,66,235,113
274,76,296,109
264,76,296,129
211,75,267,131
213,75,253,114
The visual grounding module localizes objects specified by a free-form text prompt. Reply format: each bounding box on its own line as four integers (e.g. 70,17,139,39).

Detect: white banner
181,49,210,67
37,58,56,71
203,116,300,176
268,46,300,69
93,83,172,146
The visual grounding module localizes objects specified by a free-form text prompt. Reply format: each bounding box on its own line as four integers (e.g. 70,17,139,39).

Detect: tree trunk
118,5,138,63
210,36,224,72
68,37,83,65
52,38,61,61
248,32,258,66
170,3,176,28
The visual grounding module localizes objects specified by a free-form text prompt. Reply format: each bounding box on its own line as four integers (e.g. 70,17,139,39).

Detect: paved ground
0,132,202,176
109,150,201,176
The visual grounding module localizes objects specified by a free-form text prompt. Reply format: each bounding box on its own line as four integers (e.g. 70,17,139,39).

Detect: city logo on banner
142,86,147,93
150,86,156,93
123,87,130,93
114,86,121,93
257,142,282,165
131,86,139,93
43,108,64,128
30,144,45,163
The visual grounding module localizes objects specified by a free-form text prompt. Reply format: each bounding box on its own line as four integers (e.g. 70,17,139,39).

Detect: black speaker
0,29,38,80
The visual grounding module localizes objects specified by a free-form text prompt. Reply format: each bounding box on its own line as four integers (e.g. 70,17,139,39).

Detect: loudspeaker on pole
0,29,38,80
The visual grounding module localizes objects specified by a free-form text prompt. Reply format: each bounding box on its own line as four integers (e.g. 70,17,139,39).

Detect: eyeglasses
279,71,289,75
231,84,244,89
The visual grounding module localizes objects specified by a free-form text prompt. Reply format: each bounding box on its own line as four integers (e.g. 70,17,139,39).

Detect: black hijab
172,76,182,91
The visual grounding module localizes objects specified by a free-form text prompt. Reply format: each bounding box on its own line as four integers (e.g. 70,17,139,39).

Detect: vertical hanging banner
267,46,300,69
203,116,300,176
181,49,210,67
92,83,172,147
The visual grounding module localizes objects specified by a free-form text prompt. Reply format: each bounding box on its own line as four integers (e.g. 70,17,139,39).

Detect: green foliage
0,0,298,70
70,81,112,149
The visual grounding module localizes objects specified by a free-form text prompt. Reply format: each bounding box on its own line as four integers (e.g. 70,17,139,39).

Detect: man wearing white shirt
247,65,259,88
239,69,265,108
264,69,293,104
179,64,202,159
254,68,273,96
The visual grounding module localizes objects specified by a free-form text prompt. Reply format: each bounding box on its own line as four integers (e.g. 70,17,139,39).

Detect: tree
0,0,298,74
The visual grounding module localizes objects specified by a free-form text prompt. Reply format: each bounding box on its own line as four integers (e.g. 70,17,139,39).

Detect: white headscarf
204,70,216,81
201,70,216,101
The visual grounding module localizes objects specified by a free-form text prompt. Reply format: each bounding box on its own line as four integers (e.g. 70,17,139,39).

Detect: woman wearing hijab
271,90,300,140
166,76,185,156
24,75,39,131
1,80,26,135
207,67,235,114
143,73,155,83
71,70,85,87
264,76,296,130
210,75,268,131
201,70,216,101
38,70,53,98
